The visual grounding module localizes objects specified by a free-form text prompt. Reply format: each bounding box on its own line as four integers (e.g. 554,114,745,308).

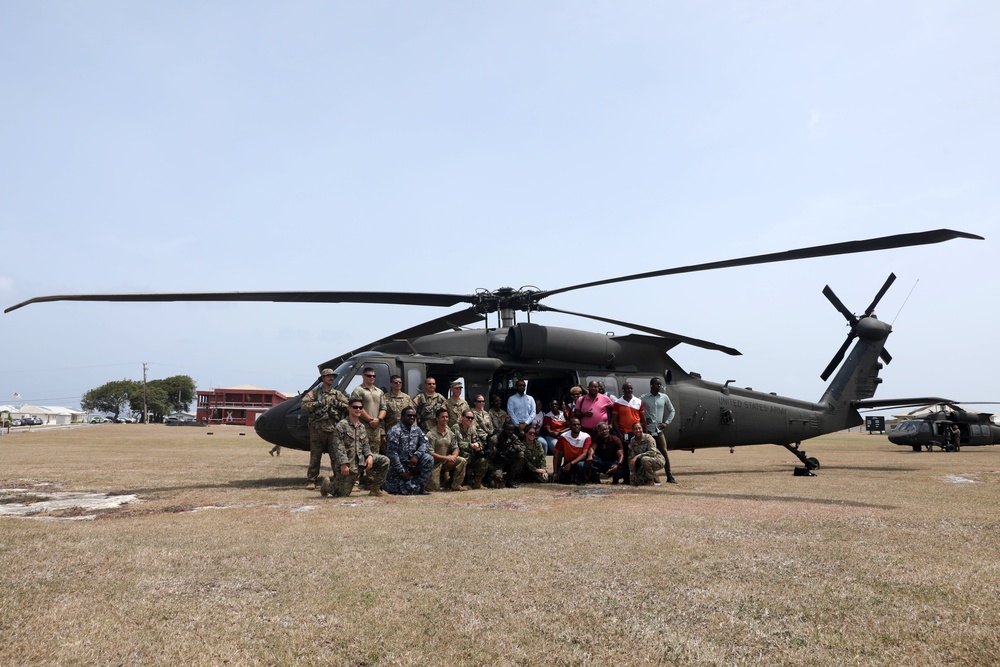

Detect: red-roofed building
196,385,290,426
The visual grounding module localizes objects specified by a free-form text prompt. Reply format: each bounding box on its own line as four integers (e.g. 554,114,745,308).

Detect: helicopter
886,403,1000,451
4,228,984,472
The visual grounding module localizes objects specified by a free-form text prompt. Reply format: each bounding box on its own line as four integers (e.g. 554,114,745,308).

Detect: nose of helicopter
254,400,292,446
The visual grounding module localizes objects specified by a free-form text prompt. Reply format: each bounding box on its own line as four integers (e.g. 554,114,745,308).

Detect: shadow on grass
670,491,897,510
119,477,308,496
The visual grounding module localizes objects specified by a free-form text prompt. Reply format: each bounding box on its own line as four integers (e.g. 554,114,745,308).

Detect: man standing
352,367,387,455
383,375,415,432
444,381,470,426
640,376,677,484
382,407,434,495
300,368,350,489
574,381,614,435
413,377,447,432
488,395,509,436
611,382,645,443
628,422,665,486
553,417,592,485
320,399,389,498
426,408,468,491
506,379,535,436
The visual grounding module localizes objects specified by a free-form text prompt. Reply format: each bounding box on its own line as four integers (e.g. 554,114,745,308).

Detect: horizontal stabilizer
852,397,956,410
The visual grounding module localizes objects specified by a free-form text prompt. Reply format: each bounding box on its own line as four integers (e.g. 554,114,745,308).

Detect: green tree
137,385,171,422
81,379,142,420
153,375,197,412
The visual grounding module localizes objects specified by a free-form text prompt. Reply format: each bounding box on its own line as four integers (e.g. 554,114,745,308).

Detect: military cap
450,380,463,388
320,368,335,376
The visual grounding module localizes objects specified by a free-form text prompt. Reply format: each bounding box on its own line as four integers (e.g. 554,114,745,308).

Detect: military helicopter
5,229,983,472
886,403,1000,451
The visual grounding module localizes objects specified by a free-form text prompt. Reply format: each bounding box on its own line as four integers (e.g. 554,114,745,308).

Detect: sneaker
319,477,331,497
418,488,432,495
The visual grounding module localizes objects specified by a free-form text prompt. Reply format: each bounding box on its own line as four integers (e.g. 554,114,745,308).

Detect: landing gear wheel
912,445,922,452
805,457,820,470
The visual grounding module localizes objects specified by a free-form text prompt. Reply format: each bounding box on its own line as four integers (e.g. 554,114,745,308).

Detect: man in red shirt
554,417,592,485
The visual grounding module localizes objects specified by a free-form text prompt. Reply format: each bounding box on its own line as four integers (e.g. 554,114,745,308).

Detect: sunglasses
349,405,363,410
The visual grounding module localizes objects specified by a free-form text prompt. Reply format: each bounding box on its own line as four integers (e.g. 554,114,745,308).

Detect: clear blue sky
1,2,997,413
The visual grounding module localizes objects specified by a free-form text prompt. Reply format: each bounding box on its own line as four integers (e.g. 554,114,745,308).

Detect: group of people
300,369,677,498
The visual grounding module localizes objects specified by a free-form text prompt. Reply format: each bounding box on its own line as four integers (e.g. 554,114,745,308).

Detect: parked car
90,416,108,424
11,418,23,427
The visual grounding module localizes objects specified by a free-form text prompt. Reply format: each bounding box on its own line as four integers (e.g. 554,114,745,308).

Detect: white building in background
0,405,86,425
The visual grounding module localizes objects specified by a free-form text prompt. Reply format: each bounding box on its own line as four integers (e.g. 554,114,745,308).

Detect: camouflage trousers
428,456,468,491
330,454,390,497
364,425,386,455
464,455,489,488
486,452,525,487
382,452,434,495
631,452,665,485
307,424,337,483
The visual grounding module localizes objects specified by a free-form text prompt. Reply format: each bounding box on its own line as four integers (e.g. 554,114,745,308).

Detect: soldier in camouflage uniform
521,425,550,483
486,420,525,488
471,394,495,443
426,408,467,491
488,394,509,437
383,375,415,432
301,368,350,488
444,381,470,426
351,367,387,455
320,399,390,498
454,408,488,489
382,408,434,495
413,377,447,432
628,421,665,485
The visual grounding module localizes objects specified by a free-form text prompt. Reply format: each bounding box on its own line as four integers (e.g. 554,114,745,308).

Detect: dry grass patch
2,425,998,665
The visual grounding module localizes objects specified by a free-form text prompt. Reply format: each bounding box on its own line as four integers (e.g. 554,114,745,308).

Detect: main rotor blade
820,335,855,381
822,285,857,324
864,273,896,316
536,229,983,300
323,307,485,365
4,290,474,313
536,304,741,355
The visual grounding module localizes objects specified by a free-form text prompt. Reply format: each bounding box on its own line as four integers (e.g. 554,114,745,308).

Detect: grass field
2,424,998,666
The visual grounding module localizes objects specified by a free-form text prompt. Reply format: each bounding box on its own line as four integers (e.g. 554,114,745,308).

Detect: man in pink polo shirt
574,380,614,435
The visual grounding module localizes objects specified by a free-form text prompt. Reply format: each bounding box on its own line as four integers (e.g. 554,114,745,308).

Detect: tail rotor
820,273,896,381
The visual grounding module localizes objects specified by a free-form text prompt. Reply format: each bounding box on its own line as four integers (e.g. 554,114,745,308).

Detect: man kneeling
321,399,389,497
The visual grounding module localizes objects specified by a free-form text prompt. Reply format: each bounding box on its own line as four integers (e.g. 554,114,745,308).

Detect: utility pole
142,362,148,424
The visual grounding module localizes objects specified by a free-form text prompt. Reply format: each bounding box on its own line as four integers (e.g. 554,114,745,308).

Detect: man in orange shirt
611,382,645,441
553,417,592,485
